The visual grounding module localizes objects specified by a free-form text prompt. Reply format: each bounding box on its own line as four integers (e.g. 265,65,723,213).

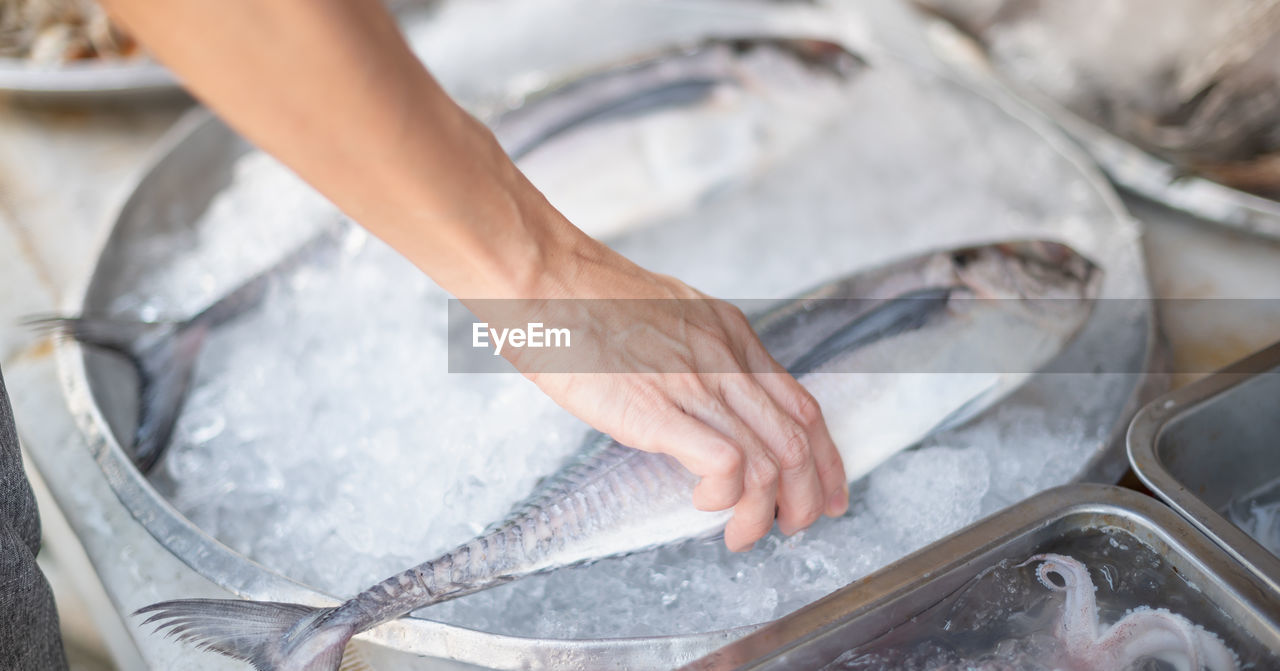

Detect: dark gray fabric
0,367,68,670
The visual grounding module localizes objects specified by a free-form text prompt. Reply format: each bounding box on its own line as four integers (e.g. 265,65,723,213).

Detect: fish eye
951,250,978,268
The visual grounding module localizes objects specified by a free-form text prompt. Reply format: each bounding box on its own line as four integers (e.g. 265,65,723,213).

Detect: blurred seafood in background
0,0,138,63
915,0,1280,199
1028,554,1237,671
827,532,1251,670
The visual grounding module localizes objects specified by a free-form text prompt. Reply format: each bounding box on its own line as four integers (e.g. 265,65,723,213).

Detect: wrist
361,102,599,300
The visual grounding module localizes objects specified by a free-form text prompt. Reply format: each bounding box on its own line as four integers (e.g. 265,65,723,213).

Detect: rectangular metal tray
1129,340,1280,596
681,484,1280,670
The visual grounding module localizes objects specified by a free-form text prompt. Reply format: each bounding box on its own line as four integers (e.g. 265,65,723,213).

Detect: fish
494,36,862,239
29,228,341,472
913,0,1280,198
135,240,1100,671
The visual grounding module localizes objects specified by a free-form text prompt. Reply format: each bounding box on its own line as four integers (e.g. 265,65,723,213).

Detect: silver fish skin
136,240,1100,671
496,37,862,239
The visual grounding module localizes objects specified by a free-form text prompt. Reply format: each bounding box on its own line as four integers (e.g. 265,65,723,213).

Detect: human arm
97,0,849,549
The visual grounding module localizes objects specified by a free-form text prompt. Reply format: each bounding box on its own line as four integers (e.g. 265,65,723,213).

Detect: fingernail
827,486,849,517
778,522,797,537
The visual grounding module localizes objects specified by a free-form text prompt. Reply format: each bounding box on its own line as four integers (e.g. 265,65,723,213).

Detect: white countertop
0,96,242,671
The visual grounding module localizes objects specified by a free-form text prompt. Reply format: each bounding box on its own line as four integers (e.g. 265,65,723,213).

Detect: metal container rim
1126,340,1280,596
0,58,178,96
683,483,1280,670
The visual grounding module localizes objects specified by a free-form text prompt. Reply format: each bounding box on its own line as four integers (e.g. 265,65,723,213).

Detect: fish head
943,240,1102,339
949,240,1100,297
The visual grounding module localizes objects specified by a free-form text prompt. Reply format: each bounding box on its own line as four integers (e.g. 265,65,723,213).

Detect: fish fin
26,230,339,471
26,315,176,353
137,599,354,671
133,322,209,472
338,644,377,671
29,315,206,473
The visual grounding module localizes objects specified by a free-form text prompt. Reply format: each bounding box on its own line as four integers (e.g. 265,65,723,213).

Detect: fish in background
827,549,1239,670
33,37,862,472
493,36,863,240
135,241,1101,671
0,0,140,63
914,0,1280,198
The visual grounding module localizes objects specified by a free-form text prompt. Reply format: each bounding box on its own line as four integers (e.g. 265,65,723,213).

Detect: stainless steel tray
920,17,1280,242
0,2,435,100
683,484,1280,670
0,58,179,100
1129,340,1280,597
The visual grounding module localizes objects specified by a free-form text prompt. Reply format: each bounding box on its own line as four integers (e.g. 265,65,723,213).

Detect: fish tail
27,314,206,473
25,230,341,470
26,314,168,351
137,599,356,671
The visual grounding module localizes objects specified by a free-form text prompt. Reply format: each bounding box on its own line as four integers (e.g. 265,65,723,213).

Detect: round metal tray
685,484,1280,670
0,58,178,99
0,2,434,100
51,7,1160,670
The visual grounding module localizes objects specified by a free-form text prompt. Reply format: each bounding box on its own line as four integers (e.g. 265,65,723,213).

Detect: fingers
699,303,848,549
683,398,780,552
631,400,745,511
723,457,779,552
719,375,825,536
537,293,850,555
746,346,849,518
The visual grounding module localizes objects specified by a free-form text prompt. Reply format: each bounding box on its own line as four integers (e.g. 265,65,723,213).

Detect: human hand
471,233,850,552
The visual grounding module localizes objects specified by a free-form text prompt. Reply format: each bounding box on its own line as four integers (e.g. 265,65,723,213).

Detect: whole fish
496,36,861,239
137,240,1100,671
